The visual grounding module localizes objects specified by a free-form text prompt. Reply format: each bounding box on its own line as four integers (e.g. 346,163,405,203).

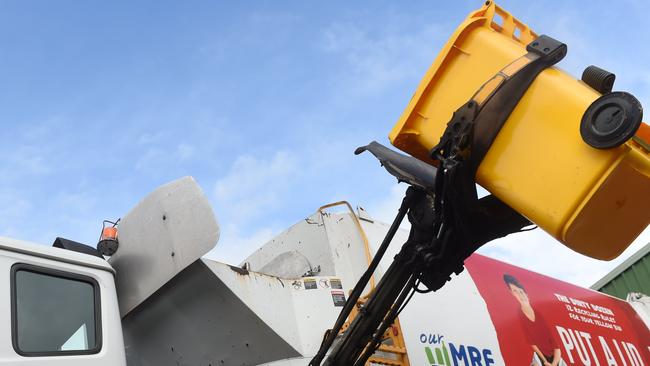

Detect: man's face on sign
508,283,530,307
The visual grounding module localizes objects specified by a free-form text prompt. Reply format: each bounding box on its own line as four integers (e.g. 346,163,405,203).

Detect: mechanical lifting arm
309,34,569,366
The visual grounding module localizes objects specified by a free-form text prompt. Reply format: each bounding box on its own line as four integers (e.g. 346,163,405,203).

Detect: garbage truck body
0,177,648,365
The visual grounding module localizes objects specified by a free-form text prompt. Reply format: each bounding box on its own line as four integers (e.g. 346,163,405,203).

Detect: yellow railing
317,201,410,366
341,295,410,366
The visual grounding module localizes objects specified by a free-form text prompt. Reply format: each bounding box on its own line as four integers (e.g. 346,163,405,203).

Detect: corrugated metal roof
590,242,650,300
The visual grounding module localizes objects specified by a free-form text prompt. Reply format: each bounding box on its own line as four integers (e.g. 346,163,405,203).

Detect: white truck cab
0,237,125,366
0,177,221,366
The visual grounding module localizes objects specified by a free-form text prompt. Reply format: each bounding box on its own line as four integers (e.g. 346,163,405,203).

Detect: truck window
11,264,101,356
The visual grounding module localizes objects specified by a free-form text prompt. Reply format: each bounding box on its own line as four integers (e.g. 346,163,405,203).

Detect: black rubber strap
431,35,567,175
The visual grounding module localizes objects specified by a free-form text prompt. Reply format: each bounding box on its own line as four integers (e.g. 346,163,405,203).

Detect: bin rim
389,1,538,148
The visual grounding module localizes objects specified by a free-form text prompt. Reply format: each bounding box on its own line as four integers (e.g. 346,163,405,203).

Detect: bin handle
479,2,537,45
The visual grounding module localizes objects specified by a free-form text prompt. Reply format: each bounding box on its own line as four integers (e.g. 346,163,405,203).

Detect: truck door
0,244,125,366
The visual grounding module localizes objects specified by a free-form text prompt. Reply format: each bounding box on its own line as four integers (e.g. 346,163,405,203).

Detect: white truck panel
0,243,125,366
242,212,333,278
0,236,113,273
398,269,506,365
628,293,650,330
242,208,373,293
109,176,220,317
204,260,346,357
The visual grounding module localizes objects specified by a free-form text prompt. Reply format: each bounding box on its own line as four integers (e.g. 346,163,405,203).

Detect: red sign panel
466,254,650,366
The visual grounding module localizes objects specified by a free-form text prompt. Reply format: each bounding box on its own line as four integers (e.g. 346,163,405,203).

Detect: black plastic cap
526,35,567,66
580,92,643,149
582,65,615,94
52,237,104,258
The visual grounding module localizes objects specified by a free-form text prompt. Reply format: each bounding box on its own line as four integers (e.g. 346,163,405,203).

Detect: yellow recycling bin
389,2,650,260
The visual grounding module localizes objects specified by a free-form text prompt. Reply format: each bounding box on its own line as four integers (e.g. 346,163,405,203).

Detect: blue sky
0,0,648,286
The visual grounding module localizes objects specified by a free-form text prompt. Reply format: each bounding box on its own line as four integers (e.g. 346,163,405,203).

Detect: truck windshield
12,266,100,356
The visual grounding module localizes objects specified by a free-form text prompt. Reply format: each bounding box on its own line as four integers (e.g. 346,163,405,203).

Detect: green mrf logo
424,340,451,365
420,333,495,366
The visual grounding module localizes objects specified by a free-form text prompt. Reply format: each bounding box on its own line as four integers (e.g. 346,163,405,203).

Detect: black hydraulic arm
310,35,566,366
